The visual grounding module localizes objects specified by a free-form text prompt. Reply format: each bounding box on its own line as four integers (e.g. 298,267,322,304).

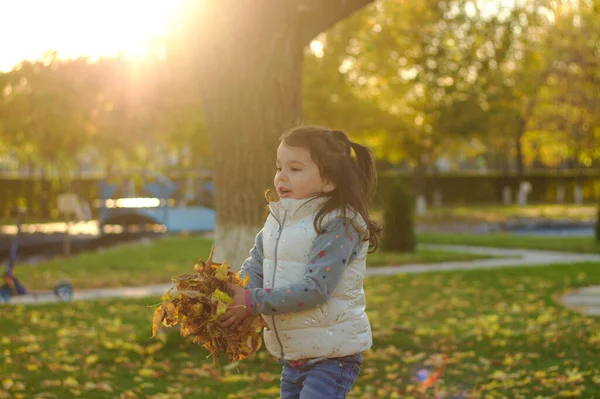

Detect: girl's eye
291,168,300,172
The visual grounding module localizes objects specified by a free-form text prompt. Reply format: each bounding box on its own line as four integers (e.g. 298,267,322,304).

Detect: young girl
219,125,381,399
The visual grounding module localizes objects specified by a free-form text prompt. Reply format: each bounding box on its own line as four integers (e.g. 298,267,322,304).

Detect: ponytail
349,141,377,200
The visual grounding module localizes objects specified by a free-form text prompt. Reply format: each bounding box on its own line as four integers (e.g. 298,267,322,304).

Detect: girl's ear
323,181,335,193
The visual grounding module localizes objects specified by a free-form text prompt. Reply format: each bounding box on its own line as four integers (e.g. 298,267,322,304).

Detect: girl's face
274,144,334,200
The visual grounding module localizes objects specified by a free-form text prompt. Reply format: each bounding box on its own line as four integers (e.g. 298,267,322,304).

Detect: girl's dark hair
269,125,382,252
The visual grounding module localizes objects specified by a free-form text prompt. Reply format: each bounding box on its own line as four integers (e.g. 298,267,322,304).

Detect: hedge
1,172,600,219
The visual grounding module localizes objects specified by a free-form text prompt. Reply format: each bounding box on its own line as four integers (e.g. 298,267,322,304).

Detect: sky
0,0,541,73
0,0,182,72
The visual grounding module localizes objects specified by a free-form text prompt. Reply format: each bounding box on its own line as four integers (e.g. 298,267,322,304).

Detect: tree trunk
184,1,373,269
40,164,50,218
515,117,525,181
193,5,301,269
501,141,511,175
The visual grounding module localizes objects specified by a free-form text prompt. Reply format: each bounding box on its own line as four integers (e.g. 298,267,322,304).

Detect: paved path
560,286,600,316
367,244,600,276
5,244,600,317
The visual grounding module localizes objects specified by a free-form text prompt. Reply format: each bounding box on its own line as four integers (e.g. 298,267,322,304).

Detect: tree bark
191,3,304,269
297,0,374,45
183,1,373,269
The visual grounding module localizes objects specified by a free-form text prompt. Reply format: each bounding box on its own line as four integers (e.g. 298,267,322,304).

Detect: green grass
1,262,600,398
367,248,490,266
419,232,600,253
17,236,215,290
416,204,597,224
15,236,491,291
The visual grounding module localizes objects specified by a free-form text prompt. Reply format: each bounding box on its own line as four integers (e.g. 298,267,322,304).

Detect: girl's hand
218,283,248,329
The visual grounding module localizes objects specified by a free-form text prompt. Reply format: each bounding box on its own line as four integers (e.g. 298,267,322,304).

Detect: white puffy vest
261,198,373,361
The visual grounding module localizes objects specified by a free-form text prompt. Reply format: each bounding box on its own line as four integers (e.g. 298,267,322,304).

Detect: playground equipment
1,208,73,303
99,172,216,233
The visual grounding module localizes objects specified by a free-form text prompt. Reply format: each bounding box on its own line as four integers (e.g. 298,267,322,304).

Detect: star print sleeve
248,218,360,315
239,230,264,290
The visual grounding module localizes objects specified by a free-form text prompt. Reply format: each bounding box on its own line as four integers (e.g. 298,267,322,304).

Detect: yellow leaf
138,368,154,377
2,379,13,390
214,263,229,280
145,342,163,355
558,388,582,398
41,380,61,388
534,370,547,379
164,302,177,319
120,390,139,399
83,381,97,391
97,382,113,392
257,371,276,382
85,355,99,365
213,289,232,304
242,273,250,287
63,377,79,387
222,374,254,383
224,361,241,371
256,386,281,395
151,306,166,338
12,382,25,391
217,301,228,316
161,288,173,302
490,370,507,380
503,356,514,366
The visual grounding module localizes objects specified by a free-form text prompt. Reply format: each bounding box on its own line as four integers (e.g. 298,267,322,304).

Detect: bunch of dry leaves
152,247,265,363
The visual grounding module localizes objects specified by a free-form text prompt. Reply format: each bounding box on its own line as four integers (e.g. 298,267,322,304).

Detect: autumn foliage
152,247,265,363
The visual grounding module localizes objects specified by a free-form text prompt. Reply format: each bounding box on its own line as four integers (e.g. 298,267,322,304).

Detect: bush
381,180,416,253
374,172,600,206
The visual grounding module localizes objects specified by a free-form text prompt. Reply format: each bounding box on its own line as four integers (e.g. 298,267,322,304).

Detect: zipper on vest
269,210,287,358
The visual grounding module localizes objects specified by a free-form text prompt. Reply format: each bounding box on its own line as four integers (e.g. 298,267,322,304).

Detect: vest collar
268,196,329,223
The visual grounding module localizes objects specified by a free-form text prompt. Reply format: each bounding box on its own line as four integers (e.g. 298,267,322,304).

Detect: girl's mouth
278,187,292,198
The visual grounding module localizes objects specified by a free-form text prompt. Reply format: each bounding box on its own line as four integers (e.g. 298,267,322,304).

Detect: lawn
2,203,595,227
1,262,600,398
418,232,600,254
416,204,597,224
12,236,492,290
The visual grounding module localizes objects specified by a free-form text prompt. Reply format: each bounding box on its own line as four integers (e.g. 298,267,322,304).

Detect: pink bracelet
245,289,252,316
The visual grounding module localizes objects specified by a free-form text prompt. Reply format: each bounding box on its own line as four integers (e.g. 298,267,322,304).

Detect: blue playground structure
99,172,216,233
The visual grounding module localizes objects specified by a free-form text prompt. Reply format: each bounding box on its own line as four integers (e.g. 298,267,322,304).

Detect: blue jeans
279,354,363,399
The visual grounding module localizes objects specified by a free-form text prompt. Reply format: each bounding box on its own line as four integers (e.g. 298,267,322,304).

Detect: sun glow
0,0,183,72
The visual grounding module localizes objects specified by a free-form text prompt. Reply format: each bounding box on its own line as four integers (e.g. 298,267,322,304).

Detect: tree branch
297,0,374,45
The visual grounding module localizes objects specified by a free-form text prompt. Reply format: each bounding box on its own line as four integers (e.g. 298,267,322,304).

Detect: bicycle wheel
54,281,73,301
0,284,12,303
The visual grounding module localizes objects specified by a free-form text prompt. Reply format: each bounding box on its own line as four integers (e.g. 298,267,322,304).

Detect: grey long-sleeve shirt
240,217,361,316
